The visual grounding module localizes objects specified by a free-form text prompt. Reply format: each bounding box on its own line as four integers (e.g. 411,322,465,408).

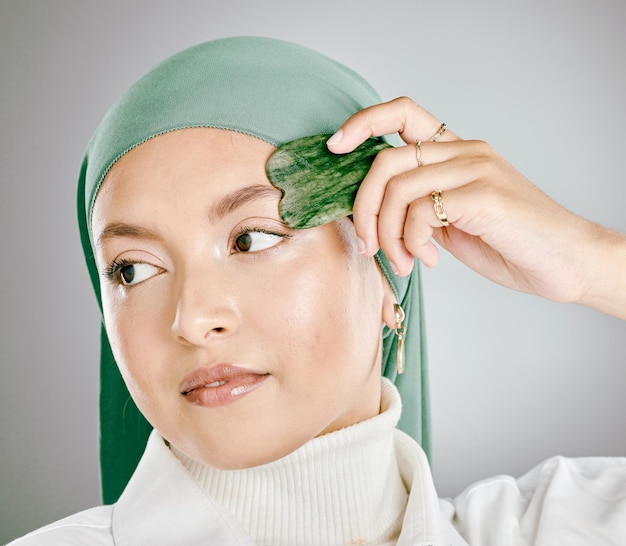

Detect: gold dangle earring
394,303,406,375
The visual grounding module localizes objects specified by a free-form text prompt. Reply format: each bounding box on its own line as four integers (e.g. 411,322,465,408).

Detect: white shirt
9,382,626,545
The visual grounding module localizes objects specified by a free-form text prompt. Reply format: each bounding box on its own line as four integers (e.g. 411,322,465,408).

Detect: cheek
244,265,329,348
101,286,171,402
256,243,382,373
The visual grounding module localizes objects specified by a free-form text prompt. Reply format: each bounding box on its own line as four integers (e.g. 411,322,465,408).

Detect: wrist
578,223,626,319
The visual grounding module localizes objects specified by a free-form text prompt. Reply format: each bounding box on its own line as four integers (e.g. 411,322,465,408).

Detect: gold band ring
431,190,449,226
416,140,423,167
429,123,447,142
416,123,447,167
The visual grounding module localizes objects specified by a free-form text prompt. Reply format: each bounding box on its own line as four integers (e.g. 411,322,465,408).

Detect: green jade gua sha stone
266,134,391,229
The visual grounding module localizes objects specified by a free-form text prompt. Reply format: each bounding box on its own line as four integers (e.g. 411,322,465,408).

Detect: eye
119,263,160,285
234,230,286,253
103,259,161,287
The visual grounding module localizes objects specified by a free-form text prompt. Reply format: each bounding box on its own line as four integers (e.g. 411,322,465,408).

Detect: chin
172,430,313,470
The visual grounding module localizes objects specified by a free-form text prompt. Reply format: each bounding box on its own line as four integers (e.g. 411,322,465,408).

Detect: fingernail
326,129,343,146
356,237,366,254
389,261,399,275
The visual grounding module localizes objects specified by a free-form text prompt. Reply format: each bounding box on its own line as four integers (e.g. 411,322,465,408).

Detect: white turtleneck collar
170,378,408,546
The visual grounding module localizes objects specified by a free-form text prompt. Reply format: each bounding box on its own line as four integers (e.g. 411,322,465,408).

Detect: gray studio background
1,1,625,542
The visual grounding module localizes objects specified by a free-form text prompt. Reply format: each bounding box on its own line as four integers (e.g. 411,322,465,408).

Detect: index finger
326,96,461,154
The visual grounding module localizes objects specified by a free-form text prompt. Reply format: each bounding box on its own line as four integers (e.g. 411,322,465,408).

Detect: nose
170,266,240,346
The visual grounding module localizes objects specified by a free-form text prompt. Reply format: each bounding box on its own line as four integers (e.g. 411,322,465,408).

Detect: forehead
106,127,274,184
92,128,277,219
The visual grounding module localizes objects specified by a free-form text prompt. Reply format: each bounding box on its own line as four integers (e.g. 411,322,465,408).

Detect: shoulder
442,456,626,545
7,505,113,545
451,455,626,504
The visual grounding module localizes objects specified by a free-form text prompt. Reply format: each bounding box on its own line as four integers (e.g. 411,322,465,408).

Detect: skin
328,97,626,320
90,97,623,473
91,127,397,470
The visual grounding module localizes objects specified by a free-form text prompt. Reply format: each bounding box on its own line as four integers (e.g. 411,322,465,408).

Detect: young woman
11,36,626,545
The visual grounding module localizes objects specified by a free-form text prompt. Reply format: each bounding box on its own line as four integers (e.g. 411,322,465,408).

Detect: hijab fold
77,36,430,504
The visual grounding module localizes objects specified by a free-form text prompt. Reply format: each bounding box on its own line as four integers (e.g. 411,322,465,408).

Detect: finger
377,191,452,274
402,184,498,269
352,145,417,255
352,140,470,254
376,160,487,270
403,197,450,268
354,141,487,255
326,96,461,155
376,182,431,275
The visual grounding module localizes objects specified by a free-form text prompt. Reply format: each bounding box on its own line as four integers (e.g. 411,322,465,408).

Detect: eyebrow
207,184,281,223
97,184,282,247
97,223,162,247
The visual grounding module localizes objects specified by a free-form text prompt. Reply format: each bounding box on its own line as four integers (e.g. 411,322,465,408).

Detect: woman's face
91,128,388,469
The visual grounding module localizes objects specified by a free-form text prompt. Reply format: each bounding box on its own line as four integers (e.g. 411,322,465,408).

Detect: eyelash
232,226,292,252
102,257,135,284
101,226,292,284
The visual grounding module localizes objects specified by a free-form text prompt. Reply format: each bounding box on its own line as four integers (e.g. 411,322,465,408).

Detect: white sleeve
440,456,626,546
6,506,113,546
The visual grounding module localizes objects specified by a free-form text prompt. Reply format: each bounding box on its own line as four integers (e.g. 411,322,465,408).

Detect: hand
327,97,626,319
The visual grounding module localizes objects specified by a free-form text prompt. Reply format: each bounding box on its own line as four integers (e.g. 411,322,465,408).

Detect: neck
171,378,408,545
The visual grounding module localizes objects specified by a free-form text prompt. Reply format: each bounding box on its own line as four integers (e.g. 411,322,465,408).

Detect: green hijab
78,36,430,504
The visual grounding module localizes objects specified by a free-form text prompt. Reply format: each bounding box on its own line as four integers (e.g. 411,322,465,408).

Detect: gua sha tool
266,134,391,229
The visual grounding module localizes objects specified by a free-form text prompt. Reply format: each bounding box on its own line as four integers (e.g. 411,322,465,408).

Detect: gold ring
431,190,449,226
428,123,447,142
416,140,423,167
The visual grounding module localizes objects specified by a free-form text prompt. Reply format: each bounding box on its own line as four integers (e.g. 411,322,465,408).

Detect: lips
180,365,269,408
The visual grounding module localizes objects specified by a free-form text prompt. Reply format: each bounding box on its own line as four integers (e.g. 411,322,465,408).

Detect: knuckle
369,147,402,179
379,236,403,259
375,146,395,162
385,173,408,196
393,96,417,109
463,140,504,180
468,139,495,159
405,200,425,224
345,107,377,134
404,237,425,258
352,107,370,122
351,200,373,218
396,96,422,120
471,179,505,207
403,225,430,257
